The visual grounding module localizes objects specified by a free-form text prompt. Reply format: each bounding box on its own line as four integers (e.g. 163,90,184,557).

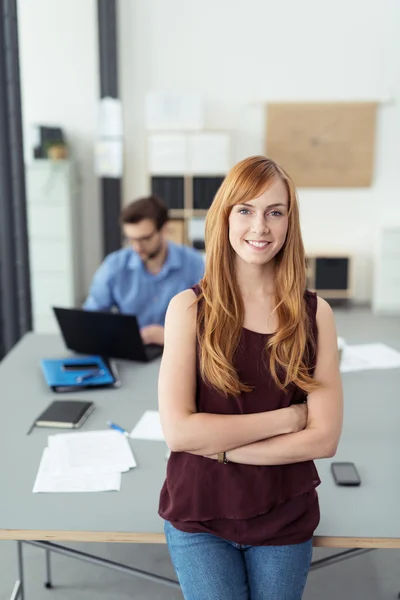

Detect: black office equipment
151,176,184,209
331,462,361,486
193,176,225,210
306,255,352,300
53,307,163,362
315,257,349,290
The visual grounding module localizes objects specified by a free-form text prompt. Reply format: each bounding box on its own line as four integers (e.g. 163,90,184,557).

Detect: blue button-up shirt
83,242,205,328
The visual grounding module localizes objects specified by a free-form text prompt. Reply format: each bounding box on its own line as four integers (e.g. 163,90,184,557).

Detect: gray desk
1,332,399,597
0,333,166,544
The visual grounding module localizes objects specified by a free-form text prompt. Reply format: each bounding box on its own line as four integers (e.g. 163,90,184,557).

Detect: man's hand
140,324,164,346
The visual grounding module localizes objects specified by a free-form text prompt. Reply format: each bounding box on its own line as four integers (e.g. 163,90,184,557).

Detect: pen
76,368,104,383
106,420,130,437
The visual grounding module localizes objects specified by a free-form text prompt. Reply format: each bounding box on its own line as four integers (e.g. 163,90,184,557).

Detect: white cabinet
26,160,81,332
372,227,400,314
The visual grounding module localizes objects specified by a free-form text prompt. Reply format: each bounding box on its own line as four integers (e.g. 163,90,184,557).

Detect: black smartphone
62,363,99,371
331,462,361,486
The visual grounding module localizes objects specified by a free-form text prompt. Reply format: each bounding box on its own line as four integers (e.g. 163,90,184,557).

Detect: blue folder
40,355,117,393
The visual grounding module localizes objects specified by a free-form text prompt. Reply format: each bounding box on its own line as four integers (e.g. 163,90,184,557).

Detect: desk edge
0,531,399,548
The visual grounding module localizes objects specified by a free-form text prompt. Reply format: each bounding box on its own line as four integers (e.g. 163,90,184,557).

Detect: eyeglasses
124,229,159,244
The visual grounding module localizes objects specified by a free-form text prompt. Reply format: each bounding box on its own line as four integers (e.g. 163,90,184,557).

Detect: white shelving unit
26,159,81,332
147,131,231,246
372,227,400,314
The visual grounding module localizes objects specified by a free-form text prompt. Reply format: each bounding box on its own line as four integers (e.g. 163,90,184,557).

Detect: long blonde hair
197,155,319,397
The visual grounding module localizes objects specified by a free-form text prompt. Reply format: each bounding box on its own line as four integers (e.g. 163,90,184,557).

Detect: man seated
83,195,204,346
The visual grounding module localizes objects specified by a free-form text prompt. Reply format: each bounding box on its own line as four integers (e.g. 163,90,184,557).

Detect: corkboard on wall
266,102,377,187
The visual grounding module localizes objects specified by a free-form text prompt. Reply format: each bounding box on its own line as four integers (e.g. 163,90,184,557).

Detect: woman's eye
238,208,250,215
269,210,282,217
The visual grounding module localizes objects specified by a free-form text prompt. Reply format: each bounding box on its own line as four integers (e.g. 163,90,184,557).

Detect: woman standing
158,156,343,600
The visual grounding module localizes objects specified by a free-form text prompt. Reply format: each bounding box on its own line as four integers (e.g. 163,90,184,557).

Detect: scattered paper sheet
33,430,136,493
130,410,165,441
48,430,136,474
33,448,121,493
340,343,400,373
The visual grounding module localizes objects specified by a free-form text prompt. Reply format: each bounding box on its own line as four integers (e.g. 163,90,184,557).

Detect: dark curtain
0,0,32,360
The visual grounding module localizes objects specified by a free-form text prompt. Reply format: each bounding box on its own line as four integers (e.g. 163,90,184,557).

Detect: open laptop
53,307,163,362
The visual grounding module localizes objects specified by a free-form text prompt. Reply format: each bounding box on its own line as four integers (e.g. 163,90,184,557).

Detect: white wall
119,0,400,302
18,0,101,298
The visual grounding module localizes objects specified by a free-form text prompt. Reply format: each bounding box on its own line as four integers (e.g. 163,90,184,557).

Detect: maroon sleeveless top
159,288,321,546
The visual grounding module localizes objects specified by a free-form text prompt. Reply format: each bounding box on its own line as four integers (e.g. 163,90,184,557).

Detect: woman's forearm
224,427,338,466
167,406,303,455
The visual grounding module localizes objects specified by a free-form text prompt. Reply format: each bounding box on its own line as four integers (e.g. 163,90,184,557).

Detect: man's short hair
120,195,169,231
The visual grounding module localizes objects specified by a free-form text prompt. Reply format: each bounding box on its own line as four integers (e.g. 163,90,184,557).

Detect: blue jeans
164,521,312,600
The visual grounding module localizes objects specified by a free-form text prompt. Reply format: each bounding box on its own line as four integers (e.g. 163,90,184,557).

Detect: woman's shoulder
168,288,198,314
164,289,198,343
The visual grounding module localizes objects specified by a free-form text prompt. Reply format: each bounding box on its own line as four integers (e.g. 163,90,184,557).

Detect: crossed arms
158,290,343,466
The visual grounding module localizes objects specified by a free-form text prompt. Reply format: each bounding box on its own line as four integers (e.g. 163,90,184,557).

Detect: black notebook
34,400,95,429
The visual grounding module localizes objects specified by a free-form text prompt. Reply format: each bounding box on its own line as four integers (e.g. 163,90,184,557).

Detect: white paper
340,343,400,373
145,91,203,131
98,97,123,137
130,410,165,441
188,217,206,242
33,448,121,493
95,140,123,178
148,134,187,174
47,430,136,474
188,133,230,174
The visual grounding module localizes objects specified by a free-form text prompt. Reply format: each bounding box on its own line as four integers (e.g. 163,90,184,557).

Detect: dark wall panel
0,0,32,359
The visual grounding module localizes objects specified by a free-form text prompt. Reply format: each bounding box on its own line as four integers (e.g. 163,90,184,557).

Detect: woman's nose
251,217,269,235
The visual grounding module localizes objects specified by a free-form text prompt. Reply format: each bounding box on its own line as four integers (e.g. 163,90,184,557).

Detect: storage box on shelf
306,253,353,300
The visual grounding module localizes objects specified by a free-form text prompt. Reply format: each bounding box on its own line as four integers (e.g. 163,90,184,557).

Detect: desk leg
44,549,53,589
16,542,24,600
9,580,22,600
310,548,373,571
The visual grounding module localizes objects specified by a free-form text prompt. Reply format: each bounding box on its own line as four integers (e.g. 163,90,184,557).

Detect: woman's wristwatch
217,451,228,464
